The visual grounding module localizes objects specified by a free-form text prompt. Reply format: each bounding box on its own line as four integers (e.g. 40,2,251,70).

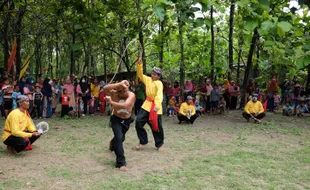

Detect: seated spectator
296,101,309,117
242,94,265,123
167,96,176,117
194,100,204,117
177,96,197,124
282,102,294,116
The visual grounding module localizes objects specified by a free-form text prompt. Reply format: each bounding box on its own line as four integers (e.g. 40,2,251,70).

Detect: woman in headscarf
23,78,34,115
18,77,26,95
223,79,230,109
42,78,53,118
63,76,76,111
76,76,89,116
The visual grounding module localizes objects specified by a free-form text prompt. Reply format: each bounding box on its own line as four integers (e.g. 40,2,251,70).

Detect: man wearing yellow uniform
242,94,265,123
2,95,41,154
135,58,164,151
178,96,197,124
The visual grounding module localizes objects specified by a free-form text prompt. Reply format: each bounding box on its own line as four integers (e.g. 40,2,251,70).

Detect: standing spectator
98,86,106,115
2,78,13,116
229,80,240,110
199,82,208,112
246,78,255,103
63,76,76,111
291,82,302,113
42,78,53,118
223,79,230,109
184,80,193,101
173,81,181,103
18,77,26,95
32,85,43,119
76,76,89,116
205,79,213,112
267,76,278,111
273,92,281,111
0,87,5,118
210,84,220,114
61,88,71,117
90,78,100,113
12,85,21,110
134,79,145,115
24,80,34,115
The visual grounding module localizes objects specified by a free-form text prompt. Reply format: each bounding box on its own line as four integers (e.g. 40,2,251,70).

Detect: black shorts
4,101,12,110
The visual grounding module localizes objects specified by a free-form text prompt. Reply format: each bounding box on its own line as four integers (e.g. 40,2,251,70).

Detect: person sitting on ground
1,95,41,155
194,100,204,117
242,94,266,123
296,101,309,117
282,101,294,116
178,96,197,124
167,96,176,117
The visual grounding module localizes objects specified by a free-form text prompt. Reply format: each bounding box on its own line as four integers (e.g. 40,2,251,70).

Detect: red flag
8,39,17,73
263,99,268,112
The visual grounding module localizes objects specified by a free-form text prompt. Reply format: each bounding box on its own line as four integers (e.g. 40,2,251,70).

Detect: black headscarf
80,76,88,93
42,78,52,97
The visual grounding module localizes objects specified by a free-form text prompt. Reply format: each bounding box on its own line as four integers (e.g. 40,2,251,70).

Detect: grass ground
0,110,309,190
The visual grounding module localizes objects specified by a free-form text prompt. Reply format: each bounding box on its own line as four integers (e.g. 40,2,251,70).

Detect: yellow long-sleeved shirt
2,109,36,142
244,101,264,114
179,102,196,116
137,63,163,115
91,83,99,98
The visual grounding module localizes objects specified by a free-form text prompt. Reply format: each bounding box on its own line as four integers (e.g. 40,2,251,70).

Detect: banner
8,39,17,73
19,56,31,80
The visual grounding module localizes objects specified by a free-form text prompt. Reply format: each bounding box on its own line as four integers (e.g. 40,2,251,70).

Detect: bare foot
119,166,129,172
136,144,144,149
7,146,16,155
157,146,164,152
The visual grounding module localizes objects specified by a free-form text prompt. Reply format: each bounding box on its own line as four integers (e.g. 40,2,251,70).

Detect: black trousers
177,114,198,124
61,105,72,117
230,96,238,110
135,109,164,148
82,96,88,114
242,112,266,120
134,99,144,115
3,135,40,153
110,115,134,168
32,103,42,118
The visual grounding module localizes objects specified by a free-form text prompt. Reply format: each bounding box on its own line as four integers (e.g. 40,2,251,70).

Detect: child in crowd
219,97,226,114
194,100,204,117
273,92,281,111
61,88,71,117
32,85,43,119
99,86,106,115
296,101,309,117
167,96,176,117
282,101,294,116
12,85,21,110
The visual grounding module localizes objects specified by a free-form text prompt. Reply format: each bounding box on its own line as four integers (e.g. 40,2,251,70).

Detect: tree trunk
240,28,259,108
228,0,235,81
237,35,243,85
70,32,75,75
104,53,107,82
137,0,147,71
82,40,89,75
15,7,26,75
35,37,41,80
3,7,10,71
55,20,59,78
210,5,215,82
159,18,165,68
178,19,185,87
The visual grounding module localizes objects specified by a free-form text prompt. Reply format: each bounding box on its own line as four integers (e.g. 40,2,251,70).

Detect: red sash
146,97,159,132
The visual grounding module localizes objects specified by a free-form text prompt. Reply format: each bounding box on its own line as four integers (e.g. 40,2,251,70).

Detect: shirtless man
104,80,135,171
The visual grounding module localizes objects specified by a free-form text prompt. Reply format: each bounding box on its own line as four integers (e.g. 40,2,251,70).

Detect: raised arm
137,58,150,84
104,81,129,96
